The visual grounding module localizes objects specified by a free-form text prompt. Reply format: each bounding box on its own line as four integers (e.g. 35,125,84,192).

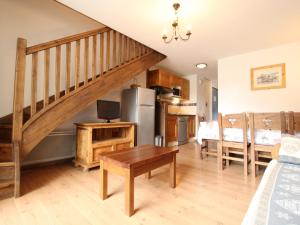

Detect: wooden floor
0,143,261,225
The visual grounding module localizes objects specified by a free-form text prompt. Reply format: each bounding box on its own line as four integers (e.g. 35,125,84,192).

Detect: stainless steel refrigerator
121,87,155,146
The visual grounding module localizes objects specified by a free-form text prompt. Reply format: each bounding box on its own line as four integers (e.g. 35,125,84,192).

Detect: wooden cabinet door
147,70,159,87
181,79,190,100
170,75,180,87
166,115,178,143
159,70,171,88
188,116,195,138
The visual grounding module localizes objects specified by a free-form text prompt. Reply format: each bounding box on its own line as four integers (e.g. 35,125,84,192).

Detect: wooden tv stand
74,122,135,171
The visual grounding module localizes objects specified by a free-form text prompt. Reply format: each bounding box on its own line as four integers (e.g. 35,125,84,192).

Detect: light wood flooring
0,143,261,225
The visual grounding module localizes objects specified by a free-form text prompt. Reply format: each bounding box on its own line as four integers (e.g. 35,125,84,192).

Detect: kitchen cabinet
166,115,178,143
181,80,190,100
165,114,195,146
147,69,171,88
147,69,190,100
187,116,196,138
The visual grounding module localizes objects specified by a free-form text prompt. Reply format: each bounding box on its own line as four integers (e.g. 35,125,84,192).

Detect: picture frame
250,63,286,90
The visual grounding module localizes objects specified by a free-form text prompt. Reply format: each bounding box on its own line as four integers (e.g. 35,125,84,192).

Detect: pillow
278,135,300,165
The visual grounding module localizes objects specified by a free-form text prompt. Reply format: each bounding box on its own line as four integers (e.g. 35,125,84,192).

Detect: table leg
145,171,151,179
169,154,176,188
125,169,134,216
99,160,107,200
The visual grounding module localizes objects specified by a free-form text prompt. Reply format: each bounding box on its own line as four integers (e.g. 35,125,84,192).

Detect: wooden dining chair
218,113,249,177
249,112,286,178
199,119,219,159
287,111,300,134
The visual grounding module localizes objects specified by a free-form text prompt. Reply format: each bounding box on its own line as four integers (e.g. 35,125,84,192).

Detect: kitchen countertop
168,114,196,116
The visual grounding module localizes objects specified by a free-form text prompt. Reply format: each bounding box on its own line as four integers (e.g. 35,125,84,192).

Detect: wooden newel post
12,38,27,197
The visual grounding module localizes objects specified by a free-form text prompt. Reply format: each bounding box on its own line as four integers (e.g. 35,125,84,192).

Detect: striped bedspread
242,160,300,225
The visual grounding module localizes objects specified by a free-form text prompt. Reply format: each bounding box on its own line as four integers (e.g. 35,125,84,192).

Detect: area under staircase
0,26,166,198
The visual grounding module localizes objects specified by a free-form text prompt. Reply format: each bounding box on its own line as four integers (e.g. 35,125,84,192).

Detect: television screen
97,100,120,122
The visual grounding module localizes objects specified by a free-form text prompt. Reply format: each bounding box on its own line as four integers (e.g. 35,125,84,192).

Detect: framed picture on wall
250,63,286,90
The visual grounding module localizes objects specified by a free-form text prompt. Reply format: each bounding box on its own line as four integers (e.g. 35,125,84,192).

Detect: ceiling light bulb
196,63,207,69
162,29,168,39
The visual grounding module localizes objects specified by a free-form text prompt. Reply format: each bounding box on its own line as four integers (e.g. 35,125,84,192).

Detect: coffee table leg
100,160,108,200
125,169,134,216
170,154,176,188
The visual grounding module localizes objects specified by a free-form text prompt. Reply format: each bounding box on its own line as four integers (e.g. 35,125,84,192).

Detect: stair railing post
12,38,27,197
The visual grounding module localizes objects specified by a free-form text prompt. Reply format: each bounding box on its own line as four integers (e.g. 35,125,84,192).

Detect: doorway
212,87,218,120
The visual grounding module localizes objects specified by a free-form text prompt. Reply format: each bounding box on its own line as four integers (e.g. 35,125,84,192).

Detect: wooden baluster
141,45,144,56
55,46,61,99
75,40,80,89
100,32,104,75
12,38,27,197
140,44,143,57
135,42,138,58
124,36,128,62
118,33,122,65
84,37,89,83
137,42,140,58
65,43,71,94
44,49,50,107
135,41,138,58
128,38,131,60
136,42,139,58
132,41,135,58
92,35,97,79
106,31,110,71
132,40,135,59
113,30,117,68
31,52,38,116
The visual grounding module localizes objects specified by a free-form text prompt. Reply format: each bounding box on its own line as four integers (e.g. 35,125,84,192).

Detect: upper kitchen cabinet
147,69,171,88
180,79,190,100
147,69,190,100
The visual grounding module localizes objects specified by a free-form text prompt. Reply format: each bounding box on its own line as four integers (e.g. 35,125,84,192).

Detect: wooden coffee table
99,145,179,216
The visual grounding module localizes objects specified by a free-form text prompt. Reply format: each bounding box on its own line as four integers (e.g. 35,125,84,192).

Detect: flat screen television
97,100,120,123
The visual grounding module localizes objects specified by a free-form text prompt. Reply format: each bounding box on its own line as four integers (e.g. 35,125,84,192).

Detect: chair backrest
249,112,286,144
249,112,286,131
218,113,247,142
287,111,300,134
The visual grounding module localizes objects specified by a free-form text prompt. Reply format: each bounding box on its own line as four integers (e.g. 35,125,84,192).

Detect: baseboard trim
22,155,74,170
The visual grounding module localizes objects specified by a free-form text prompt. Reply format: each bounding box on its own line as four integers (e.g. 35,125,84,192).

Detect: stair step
0,185,14,200
0,138,12,143
0,124,12,129
0,179,14,188
0,162,15,167
0,143,12,148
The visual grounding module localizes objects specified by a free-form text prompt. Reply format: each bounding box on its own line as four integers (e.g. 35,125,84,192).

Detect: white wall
218,41,300,114
185,74,198,103
0,0,102,117
197,78,212,120
181,74,214,120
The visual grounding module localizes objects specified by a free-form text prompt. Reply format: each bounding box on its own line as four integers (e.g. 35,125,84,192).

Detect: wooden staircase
0,124,17,199
0,26,166,198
